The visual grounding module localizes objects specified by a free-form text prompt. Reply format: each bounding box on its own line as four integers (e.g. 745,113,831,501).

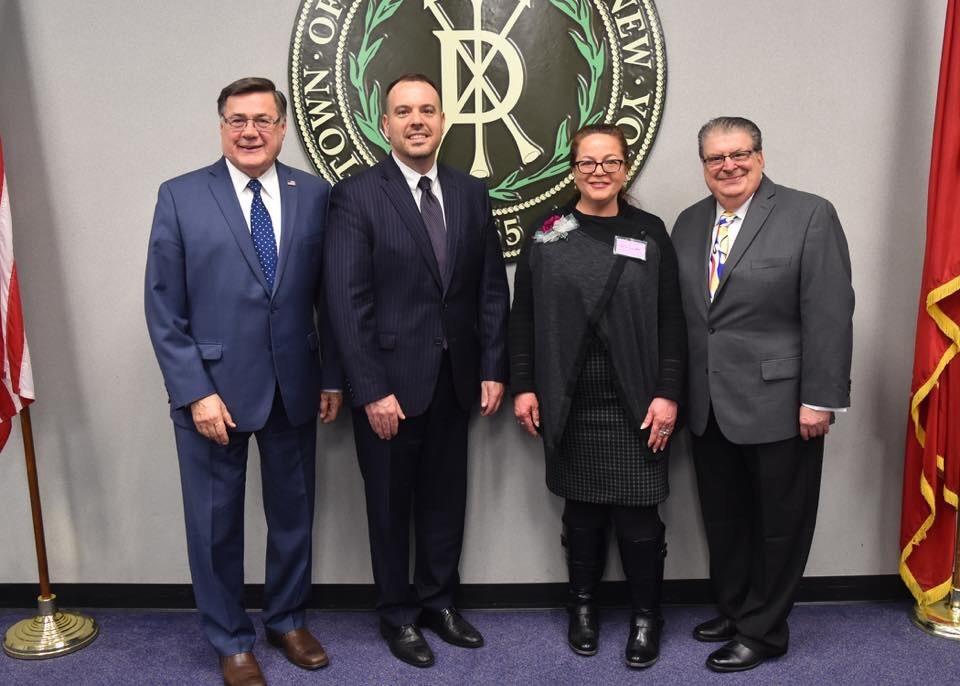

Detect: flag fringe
900,462,952,605
900,272,960,605
908,271,960,450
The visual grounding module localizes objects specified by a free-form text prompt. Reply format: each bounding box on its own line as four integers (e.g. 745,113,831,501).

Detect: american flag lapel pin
287,179,297,186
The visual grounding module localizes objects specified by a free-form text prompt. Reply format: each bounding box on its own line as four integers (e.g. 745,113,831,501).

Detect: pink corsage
533,213,579,243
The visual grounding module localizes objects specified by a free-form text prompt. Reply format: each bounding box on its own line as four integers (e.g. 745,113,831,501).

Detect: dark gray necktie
417,176,447,280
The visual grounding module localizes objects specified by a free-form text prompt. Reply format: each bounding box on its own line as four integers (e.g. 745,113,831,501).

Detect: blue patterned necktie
247,178,278,290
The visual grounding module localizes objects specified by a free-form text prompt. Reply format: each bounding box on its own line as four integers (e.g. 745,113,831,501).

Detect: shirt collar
392,152,438,193
714,192,755,222
225,158,279,198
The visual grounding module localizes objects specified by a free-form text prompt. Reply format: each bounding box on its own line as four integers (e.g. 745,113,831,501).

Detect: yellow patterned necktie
708,211,736,301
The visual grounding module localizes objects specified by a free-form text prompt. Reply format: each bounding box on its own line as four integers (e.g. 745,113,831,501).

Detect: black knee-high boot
618,526,666,668
562,525,606,656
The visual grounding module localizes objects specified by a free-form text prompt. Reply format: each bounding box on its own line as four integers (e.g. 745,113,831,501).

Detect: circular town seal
290,0,666,261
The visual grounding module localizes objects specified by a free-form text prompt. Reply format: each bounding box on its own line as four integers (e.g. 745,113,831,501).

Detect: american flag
0,136,35,451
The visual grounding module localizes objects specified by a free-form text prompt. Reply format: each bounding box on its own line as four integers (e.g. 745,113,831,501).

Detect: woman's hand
641,397,677,453
514,392,541,438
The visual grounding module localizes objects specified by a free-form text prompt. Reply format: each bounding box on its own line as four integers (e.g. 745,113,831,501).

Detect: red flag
899,0,960,605
0,137,35,451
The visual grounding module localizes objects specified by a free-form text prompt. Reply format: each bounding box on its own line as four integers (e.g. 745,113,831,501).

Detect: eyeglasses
702,150,756,169
222,115,282,132
574,159,624,174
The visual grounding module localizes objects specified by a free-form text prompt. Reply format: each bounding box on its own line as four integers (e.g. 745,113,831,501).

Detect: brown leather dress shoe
265,627,330,669
219,652,266,686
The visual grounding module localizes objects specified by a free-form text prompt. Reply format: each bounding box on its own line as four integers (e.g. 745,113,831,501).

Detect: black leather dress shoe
379,620,435,668
706,640,765,672
420,608,484,648
693,616,737,642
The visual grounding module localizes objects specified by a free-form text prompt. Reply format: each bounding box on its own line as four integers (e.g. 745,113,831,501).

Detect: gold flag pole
913,504,960,639
3,406,99,659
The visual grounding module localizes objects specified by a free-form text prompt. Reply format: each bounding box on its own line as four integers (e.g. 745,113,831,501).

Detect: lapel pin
287,179,297,186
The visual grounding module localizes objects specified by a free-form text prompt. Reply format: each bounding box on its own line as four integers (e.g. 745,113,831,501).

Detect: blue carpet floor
1,603,957,684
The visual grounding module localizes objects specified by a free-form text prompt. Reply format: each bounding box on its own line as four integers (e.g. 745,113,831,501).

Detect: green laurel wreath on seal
347,0,402,155
489,0,605,201
347,0,604,198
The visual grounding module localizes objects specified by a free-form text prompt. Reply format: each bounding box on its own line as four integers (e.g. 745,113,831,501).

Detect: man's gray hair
697,117,762,160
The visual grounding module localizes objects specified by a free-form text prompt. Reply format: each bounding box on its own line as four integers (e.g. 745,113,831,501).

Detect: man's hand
190,393,236,446
799,406,831,440
641,397,677,453
319,391,343,424
513,392,540,437
365,394,405,440
480,380,505,417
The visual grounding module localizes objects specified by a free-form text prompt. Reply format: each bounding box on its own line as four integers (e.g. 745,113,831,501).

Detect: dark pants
352,354,469,626
561,499,662,540
691,409,823,656
174,389,317,656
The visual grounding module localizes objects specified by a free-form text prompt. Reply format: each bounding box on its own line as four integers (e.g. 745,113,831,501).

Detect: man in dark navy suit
145,77,342,686
324,74,510,668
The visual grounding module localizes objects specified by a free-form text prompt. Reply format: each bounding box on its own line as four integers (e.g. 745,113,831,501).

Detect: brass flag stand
3,406,98,658
913,508,960,639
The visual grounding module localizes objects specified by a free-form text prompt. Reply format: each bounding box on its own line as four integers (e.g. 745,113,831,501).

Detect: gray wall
0,0,945,585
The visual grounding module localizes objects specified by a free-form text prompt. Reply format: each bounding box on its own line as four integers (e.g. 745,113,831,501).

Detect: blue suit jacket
323,157,509,415
145,158,342,431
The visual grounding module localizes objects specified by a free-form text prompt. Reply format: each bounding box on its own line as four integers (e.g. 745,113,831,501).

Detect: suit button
708,327,716,334
433,337,443,346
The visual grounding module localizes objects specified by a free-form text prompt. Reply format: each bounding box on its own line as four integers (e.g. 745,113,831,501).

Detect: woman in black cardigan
510,124,686,667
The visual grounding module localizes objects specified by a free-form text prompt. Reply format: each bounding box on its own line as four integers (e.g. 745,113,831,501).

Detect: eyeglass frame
701,149,758,170
573,158,626,175
221,115,284,132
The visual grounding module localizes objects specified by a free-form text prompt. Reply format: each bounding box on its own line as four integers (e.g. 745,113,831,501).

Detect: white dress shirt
392,152,446,225
710,195,753,250
711,195,845,414
225,158,282,245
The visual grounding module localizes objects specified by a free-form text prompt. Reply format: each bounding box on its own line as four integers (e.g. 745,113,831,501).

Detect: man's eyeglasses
574,159,625,174
222,116,282,132
702,150,756,170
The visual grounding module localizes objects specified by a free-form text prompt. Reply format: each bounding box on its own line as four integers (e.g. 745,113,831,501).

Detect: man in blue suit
145,77,342,686
324,74,510,668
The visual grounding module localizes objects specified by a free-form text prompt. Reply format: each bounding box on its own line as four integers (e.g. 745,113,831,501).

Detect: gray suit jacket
671,175,854,444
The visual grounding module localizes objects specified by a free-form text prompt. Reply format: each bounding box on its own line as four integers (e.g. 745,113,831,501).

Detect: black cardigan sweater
509,199,686,406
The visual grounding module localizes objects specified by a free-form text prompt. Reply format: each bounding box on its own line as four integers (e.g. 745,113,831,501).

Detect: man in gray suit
671,117,853,672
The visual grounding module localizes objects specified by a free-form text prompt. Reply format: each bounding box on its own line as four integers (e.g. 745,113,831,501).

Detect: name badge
613,236,647,260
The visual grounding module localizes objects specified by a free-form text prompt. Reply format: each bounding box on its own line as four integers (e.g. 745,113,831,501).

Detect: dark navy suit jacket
324,157,509,415
145,158,342,431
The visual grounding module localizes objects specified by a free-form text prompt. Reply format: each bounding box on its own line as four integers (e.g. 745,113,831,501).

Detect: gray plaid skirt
548,336,669,506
